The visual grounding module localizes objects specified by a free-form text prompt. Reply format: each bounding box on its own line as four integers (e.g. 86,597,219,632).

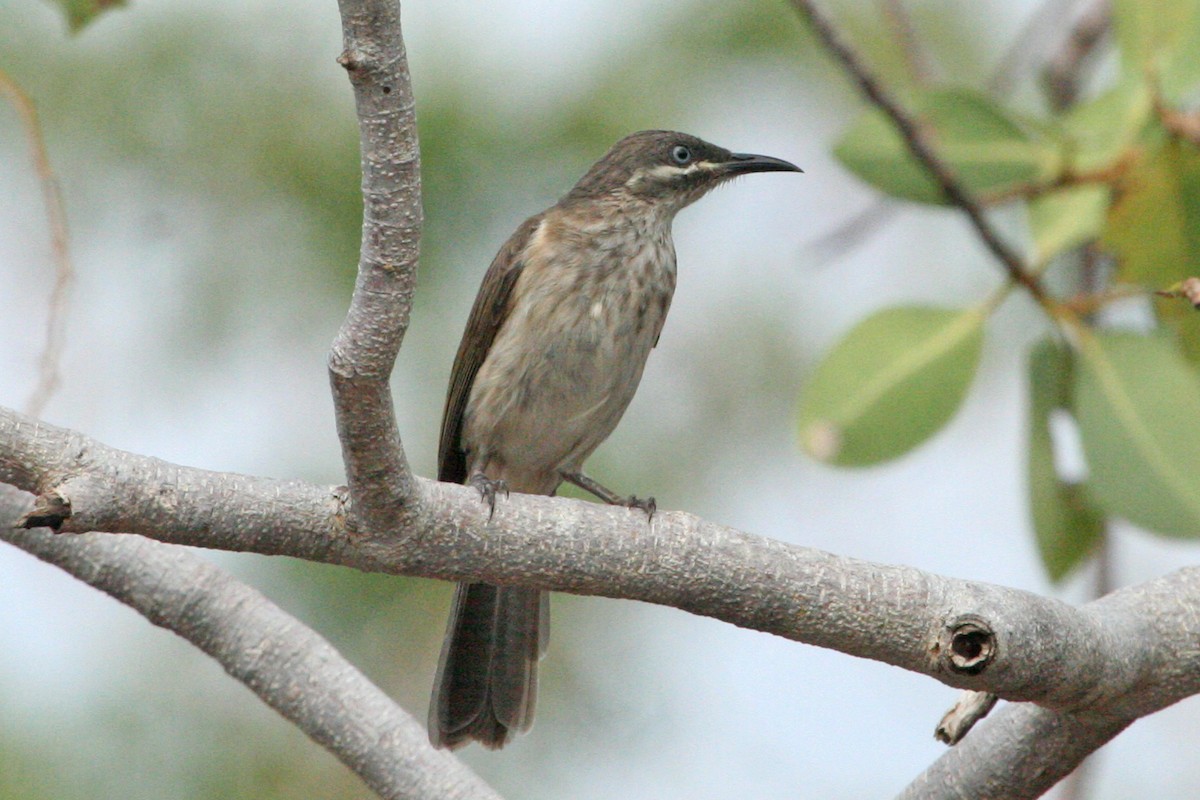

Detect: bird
429,129,801,750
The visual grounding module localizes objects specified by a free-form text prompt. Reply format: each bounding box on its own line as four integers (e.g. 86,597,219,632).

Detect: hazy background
2,0,1197,797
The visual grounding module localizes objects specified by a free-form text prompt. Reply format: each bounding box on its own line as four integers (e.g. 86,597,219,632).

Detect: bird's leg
468,472,509,520
561,471,656,519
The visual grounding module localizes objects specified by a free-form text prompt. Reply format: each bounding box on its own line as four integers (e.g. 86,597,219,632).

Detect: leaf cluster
799,0,1200,579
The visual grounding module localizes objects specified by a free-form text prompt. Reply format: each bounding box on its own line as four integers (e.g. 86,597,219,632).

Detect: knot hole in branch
336,49,392,95
17,488,72,531
938,615,997,676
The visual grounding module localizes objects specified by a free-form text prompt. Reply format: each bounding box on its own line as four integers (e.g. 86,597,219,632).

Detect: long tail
429,582,548,749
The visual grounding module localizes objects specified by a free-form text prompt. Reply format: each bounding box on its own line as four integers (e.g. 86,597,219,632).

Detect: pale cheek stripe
626,161,719,189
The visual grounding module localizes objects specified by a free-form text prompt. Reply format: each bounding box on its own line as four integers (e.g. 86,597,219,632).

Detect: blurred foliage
45,0,125,32
1026,184,1108,264
799,304,986,465
836,88,1060,204
1074,330,1200,537
801,0,1200,582
0,728,69,799
1027,339,1103,579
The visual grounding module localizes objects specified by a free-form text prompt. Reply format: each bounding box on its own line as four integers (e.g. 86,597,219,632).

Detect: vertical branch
0,71,74,418
329,0,424,532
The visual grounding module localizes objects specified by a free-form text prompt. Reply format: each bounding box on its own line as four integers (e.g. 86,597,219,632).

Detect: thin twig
880,0,934,85
802,201,899,268
988,0,1083,98
789,0,1052,306
1063,285,1148,317
1159,104,1200,146
802,0,1101,265
1043,1,1111,112
0,70,74,418
980,158,1132,205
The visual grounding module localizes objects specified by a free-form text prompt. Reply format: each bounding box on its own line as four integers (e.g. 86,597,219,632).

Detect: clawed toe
625,495,656,520
469,473,509,519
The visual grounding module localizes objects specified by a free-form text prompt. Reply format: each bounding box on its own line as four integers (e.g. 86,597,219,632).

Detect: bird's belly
463,275,671,492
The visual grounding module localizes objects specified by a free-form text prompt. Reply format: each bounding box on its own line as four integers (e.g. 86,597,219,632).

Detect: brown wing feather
438,213,544,484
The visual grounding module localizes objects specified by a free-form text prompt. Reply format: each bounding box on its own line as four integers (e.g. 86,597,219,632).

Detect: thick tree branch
327,0,423,535
0,485,498,800
901,702,1131,800
5,406,1199,739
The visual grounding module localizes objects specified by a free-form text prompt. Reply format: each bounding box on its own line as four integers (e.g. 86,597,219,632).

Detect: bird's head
565,130,802,214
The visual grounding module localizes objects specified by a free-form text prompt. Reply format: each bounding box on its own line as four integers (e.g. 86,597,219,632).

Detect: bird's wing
438,213,544,484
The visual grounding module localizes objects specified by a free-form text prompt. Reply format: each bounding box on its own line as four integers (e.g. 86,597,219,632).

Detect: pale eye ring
670,145,693,165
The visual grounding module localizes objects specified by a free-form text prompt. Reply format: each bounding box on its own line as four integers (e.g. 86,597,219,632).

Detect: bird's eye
670,145,693,165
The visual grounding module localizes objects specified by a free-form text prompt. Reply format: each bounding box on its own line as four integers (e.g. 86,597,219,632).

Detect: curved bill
723,152,804,175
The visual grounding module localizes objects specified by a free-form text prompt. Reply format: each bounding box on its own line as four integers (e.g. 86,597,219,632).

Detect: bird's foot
468,472,509,520
622,495,656,520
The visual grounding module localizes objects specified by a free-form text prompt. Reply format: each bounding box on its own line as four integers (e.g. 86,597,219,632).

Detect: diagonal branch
802,0,1105,267
900,702,1130,800
0,485,499,800
1043,0,1111,112
327,0,424,534
789,0,1051,306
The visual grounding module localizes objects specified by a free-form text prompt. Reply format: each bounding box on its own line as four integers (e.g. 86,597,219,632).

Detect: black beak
724,152,803,175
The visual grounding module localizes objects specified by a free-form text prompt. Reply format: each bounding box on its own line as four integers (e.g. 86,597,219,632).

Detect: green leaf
1027,185,1110,265
1113,0,1200,81
1101,138,1200,360
1075,331,1200,537
1102,141,1198,286
1060,78,1153,173
799,305,985,466
47,0,127,32
1027,339,1104,581
1160,20,1200,100
834,88,1060,204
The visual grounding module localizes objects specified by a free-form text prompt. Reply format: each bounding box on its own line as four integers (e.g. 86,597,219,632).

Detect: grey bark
5,404,1200,800
328,0,424,536
0,485,499,800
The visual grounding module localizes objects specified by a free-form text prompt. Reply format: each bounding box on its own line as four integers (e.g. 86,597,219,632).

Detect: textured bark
0,486,498,800
327,0,424,537
5,406,1200,719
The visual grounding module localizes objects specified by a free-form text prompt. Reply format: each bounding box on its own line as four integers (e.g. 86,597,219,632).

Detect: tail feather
429,582,546,750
